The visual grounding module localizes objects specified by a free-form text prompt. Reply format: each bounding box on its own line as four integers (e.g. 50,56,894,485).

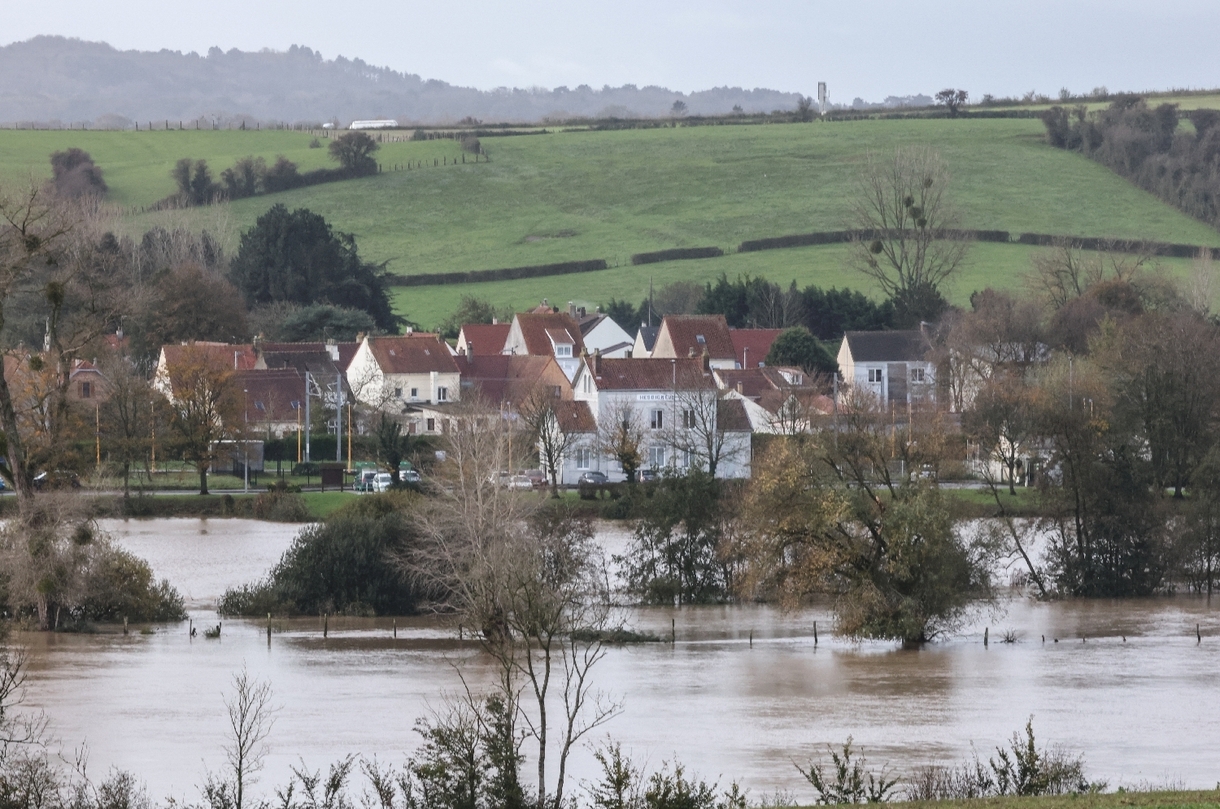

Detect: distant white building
836,330,936,405
503,311,586,381
347,333,462,408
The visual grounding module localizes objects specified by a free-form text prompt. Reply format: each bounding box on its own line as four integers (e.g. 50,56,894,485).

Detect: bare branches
222,666,277,809
850,147,968,317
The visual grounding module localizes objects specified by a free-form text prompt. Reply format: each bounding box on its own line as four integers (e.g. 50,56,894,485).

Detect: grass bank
0,490,347,521
850,792,1220,809
2,117,1216,330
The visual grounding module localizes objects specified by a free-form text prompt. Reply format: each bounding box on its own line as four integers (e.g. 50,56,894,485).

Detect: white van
372,472,394,493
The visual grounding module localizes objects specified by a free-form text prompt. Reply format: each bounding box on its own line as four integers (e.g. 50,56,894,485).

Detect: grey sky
5,0,1218,102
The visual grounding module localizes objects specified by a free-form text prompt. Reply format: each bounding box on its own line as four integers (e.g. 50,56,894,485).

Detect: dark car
636,468,659,483
577,470,608,485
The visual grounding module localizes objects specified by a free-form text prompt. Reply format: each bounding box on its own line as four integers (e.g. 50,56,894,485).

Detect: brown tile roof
655,315,735,360
162,342,257,372
368,334,460,375
714,368,774,399
234,369,307,421
515,313,584,356
554,400,596,433
459,355,570,405
717,398,753,432
730,329,783,368
258,341,360,370
587,357,714,391
459,323,510,355
757,389,835,417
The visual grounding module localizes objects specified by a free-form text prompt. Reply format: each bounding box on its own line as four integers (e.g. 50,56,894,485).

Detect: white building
503,311,586,381
562,353,752,483
836,330,936,405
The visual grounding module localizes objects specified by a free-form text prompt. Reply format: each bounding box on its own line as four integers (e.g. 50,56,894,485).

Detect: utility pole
243,389,249,493
304,372,312,463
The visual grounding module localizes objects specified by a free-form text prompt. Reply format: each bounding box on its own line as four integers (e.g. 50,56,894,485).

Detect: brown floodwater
9,517,1220,802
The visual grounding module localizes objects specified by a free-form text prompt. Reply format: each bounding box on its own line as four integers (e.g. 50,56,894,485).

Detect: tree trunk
199,465,209,495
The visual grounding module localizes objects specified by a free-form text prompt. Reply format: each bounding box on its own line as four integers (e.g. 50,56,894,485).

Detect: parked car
523,469,547,489
636,468,659,483
356,469,379,492
578,470,608,485
507,474,534,491
372,472,394,493
402,469,422,484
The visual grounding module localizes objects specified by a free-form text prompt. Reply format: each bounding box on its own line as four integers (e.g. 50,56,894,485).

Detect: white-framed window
437,386,449,402
80,381,92,399
426,418,436,432
682,409,697,429
650,409,664,430
575,448,592,469
555,344,572,357
868,368,883,383
911,367,926,382
681,448,694,467
648,446,666,467
582,375,591,393
410,387,418,398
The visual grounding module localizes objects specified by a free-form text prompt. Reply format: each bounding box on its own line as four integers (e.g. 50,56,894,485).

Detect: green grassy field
394,241,1202,329
1,117,1217,330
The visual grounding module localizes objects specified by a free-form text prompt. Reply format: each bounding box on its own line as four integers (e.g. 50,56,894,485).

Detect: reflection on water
11,518,1220,801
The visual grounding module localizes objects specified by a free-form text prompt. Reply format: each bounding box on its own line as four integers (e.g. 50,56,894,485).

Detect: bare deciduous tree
597,402,645,483
850,148,967,322
404,405,620,809
518,385,577,497
209,666,276,809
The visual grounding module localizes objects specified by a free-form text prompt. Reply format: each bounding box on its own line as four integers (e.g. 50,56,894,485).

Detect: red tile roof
161,342,257,372
458,354,570,405
258,341,360,370
514,313,584,357
714,368,774,399
368,334,460,375
654,315,735,360
554,400,596,433
233,369,307,420
458,323,511,355
730,329,783,368
586,357,714,391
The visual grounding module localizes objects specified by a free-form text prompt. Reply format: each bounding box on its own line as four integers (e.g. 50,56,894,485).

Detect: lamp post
243,389,249,494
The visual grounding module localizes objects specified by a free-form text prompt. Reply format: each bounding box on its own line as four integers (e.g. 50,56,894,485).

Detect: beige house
347,332,462,408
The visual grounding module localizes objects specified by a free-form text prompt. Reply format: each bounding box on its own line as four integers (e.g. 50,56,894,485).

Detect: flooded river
11,517,1220,801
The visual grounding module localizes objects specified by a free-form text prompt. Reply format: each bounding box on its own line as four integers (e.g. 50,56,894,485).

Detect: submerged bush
220,503,422,616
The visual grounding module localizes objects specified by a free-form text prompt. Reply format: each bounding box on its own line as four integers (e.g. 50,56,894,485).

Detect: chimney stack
701,346,711,373
466,341,474,364
591,347,602,377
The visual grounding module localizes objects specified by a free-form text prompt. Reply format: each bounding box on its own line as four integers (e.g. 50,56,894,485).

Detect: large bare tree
405,402,619,809
850,148,968,323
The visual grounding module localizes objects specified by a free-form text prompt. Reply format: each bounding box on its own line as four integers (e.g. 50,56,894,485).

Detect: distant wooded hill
0,36,806,126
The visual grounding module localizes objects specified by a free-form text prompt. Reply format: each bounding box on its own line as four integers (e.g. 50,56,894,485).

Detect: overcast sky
5,0,1218,101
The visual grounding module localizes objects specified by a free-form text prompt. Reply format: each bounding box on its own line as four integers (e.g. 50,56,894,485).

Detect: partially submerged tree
738,389,992,645
404,403,620,809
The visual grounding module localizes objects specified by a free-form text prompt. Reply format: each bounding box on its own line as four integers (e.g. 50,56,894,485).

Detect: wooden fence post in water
749,629,753,647
324,614,328,638
123,617,128,635
984,627,988,647
1198,624,1202,644
813,621,818,646
393,619,397,638
671,618,675,644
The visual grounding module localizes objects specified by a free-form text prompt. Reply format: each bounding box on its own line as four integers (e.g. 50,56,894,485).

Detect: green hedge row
630,246,724,265
388,259,608,287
